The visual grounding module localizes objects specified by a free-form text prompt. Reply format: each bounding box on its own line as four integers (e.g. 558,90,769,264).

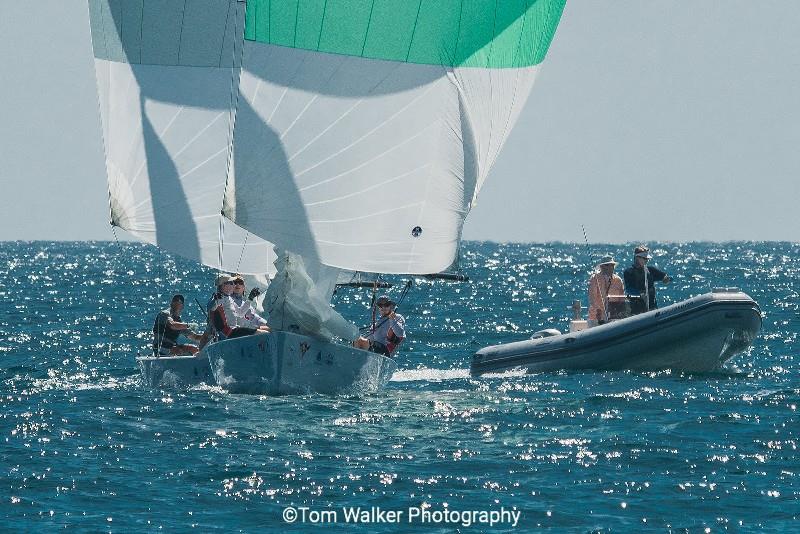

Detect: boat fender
530,328,561,340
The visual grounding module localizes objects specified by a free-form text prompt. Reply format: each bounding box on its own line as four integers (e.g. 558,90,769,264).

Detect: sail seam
454,0,465,65
220,0,246,269
405,0,423,62
360,0,376,57
316,0,328,51
310,201,424,224
176,0,188,65
171,112,227,160
218,0,232,68
138,0,144,63
298,120,439,193
287,58,405,164
295,81,438,181
179,146,230,179
304,163,431,207
98,1,110,67
128,106,185,189
483,0,500,177
491,3,532,198
292,0,299,47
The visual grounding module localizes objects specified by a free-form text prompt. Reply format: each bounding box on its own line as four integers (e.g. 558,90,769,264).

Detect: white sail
222,0,566,275
88,0,276,275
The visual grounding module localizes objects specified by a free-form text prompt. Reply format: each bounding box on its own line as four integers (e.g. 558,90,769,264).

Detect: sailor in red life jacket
353,295,405,357
205,275,236,341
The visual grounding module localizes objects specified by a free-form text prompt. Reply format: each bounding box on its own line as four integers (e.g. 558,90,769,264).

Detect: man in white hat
588,255,625,326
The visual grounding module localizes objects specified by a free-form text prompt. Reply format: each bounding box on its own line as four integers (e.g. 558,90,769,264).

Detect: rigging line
111,224,122,249
361,280,413,334
235,231,250,274
220,0,246,268
88,1,120,242
371,278,378,331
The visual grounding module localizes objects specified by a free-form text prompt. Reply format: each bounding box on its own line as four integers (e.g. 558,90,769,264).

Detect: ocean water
1,241,798,532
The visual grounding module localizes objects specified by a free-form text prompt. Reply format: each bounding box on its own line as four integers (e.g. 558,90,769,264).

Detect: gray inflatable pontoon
137,331,396,395
471,289,761,375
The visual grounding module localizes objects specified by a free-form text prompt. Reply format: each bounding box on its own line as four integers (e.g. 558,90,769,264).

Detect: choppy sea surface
1,241,798,532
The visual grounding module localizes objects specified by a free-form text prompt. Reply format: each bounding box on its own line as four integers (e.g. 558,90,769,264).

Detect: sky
1,1,798,244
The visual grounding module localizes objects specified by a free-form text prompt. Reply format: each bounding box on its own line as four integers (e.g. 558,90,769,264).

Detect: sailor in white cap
588,255,625,326
200,274,236,347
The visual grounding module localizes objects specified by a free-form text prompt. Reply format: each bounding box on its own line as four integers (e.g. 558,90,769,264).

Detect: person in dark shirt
623,245,672,315
153,294,202,356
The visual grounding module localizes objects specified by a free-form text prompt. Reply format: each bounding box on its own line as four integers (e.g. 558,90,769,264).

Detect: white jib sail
88,0,276,275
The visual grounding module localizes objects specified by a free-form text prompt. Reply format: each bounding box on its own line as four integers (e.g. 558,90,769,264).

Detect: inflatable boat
471,289,761,375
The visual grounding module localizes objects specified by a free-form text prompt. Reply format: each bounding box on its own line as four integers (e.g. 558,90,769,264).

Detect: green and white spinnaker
88,0,565,275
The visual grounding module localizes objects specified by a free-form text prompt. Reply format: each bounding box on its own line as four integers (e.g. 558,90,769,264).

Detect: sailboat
87,0,567,393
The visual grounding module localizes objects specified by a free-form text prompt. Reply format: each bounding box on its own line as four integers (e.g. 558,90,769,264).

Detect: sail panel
243,0,566,68
88,0,277,275
225,42,542,274
89,0,241,67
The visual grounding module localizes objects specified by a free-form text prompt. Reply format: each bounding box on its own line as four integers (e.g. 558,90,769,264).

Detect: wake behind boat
471,289,761,375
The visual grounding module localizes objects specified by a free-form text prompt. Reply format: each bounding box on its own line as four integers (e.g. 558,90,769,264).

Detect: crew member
353,295,406,357
152,294,201,356
230,274,270,334
588,255,625,326
623,245,671,315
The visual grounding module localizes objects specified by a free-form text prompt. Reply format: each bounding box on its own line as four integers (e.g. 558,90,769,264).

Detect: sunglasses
234,280,245,286
223,281,235,285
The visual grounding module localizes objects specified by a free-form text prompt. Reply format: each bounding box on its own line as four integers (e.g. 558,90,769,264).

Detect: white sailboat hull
137,331,396,395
